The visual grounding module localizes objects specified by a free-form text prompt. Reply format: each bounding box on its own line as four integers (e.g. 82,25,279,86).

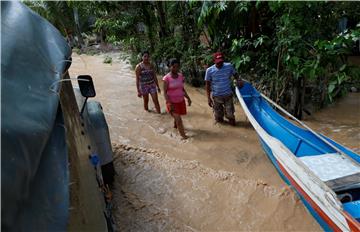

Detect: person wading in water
135,51,161,113
163,58,192,139
205,52,244,126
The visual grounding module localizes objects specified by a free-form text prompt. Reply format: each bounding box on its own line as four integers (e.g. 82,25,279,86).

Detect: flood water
69,52,359,231
305,93,360,154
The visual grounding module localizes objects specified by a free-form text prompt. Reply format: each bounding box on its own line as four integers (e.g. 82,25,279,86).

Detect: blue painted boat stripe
260,108,328,155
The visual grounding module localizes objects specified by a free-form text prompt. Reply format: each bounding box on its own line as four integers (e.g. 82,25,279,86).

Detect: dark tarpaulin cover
1,1,71,231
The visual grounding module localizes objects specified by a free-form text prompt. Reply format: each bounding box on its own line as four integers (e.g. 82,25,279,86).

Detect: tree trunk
320,66,330,108
294,76,304,120
155,1,168,38
100,29,106,45
300,76,306,118
273,47,282,100
73,7,84,48
250,2,259,38
141,2,155,52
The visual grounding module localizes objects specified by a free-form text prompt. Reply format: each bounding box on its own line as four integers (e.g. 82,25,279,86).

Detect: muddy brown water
69,52,359,231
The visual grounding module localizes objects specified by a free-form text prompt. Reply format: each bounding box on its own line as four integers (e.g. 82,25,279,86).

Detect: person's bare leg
143,94,149,111
150,92,161,113
173,113,187,139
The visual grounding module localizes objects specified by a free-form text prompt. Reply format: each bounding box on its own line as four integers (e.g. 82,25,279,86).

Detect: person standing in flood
135,51,161,113
163,58,192,139
205,52,243,126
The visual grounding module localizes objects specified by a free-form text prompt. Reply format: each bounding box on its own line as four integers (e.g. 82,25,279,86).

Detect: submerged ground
69,52,359,231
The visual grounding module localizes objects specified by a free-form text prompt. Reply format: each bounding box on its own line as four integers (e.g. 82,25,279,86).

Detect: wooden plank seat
299,153,360,191
325,173,360,191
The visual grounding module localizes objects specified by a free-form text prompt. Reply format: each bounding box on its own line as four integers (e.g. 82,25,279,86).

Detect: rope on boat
48,77,90,95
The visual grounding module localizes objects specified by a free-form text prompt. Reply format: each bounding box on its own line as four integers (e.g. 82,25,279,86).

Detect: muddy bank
69,52,358,231
111,144,317,231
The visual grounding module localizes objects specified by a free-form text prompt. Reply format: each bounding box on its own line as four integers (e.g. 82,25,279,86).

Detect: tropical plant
26,1,360,117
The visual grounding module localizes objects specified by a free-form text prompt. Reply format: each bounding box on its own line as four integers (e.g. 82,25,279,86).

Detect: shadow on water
236,120,253,129
210,119,253,129
186,128,222,141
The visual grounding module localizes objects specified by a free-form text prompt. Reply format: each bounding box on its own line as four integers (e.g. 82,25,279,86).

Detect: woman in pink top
163,58,192,139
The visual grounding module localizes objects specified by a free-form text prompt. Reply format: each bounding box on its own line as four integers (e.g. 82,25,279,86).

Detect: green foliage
103,56,112,64
26,0,360,112
227,2,359,109
25,1,73,34
72,47,80,54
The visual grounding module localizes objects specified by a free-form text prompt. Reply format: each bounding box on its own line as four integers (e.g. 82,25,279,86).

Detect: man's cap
213,52,224,64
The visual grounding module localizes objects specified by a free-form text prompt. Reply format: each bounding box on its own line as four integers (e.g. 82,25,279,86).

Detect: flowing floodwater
69,52,359,231
305,94,360,154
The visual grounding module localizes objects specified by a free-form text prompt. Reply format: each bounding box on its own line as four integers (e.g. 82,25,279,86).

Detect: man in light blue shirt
205,52,243,126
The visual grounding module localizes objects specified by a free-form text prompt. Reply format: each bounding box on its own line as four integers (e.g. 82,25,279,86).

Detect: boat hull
235,83,360,231
259,137,332,231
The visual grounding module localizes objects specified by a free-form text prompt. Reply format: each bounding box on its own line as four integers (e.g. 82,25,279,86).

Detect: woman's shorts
166,100,186,115
140,83,157,95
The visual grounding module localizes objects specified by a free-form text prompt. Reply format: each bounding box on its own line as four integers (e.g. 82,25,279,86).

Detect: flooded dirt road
69,52,359,231
305,93,360,154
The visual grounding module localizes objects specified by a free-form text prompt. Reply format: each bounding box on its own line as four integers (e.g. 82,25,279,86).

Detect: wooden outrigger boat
236,83,360,231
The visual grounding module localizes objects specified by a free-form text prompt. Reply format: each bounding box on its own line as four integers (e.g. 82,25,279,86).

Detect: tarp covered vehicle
2,2,114,231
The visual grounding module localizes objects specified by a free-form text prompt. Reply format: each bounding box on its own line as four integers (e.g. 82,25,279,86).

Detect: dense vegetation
26,1,360,119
